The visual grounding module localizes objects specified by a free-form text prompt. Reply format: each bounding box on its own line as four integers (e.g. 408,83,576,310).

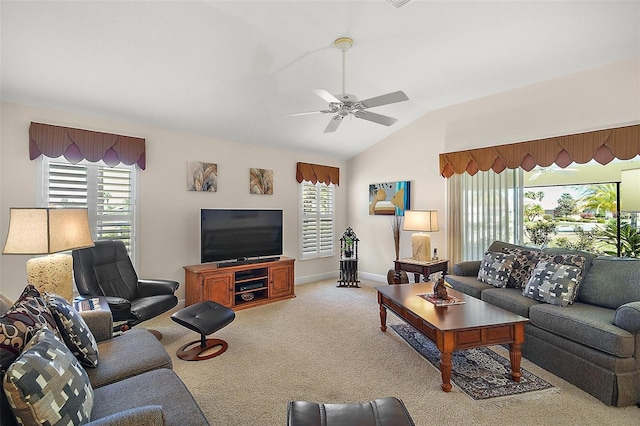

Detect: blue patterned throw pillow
523,261,582,307
477,251,516,288
46,293,99,368
3,328,94,425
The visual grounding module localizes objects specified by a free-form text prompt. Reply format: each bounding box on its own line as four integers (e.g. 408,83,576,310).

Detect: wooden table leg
509,342,522,382
379,304,387,332
509,323,525,382
439,351,453,392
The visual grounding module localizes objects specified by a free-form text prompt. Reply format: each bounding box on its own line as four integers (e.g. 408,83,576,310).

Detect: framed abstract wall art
250,168,273,194
187,161,217,192
369,181,410,215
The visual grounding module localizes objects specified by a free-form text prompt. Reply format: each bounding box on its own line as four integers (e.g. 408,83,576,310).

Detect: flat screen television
200,209,283,264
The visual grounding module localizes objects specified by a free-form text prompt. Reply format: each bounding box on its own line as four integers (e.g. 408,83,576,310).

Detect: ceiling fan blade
285,110,332,116
359,90,409,109
324,115,343,133
354,111,398,126
313,89,341,104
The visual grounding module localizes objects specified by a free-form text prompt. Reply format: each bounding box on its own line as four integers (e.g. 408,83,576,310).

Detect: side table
393,258,449,284
73,296,110,312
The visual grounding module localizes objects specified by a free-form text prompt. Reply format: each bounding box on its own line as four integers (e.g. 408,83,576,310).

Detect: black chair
72,240,179,334
287,397,415,426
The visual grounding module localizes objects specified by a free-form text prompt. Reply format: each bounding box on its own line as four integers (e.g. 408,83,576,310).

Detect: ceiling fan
288,37,409,133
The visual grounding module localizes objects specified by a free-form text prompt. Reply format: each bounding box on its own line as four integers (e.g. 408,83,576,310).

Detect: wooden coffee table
375,283,529,392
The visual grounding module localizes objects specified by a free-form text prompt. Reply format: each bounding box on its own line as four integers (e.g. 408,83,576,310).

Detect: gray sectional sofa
445,241,640,407
0,289,209,425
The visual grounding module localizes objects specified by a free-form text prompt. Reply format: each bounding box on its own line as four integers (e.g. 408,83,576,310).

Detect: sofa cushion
46,294,100,368
501,246,547,289
523,261,582,307
3,328,93,425
444,274,492,299
0,285,60,375
86,328,172,388
91,368,208,425
576,257,640,309
87,406,166,425
529,302,636,358
477,251,515,288
481,288,541,318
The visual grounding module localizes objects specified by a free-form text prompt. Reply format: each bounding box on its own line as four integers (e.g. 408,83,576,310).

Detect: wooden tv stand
184,257,295,310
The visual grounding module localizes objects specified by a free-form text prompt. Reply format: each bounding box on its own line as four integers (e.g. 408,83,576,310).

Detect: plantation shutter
44,159,135,254
300,181,334,259
96,167,134,251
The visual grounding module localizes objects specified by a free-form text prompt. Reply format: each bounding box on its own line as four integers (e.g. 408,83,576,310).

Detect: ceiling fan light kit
289,36,409,133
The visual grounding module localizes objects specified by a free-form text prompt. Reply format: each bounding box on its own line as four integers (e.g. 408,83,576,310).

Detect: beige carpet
144,279,639,425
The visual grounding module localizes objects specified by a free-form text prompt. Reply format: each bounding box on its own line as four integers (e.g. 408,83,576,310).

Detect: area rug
391,323,555,401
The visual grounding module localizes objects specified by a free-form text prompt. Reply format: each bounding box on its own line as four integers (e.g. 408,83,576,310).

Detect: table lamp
2,208,94,301
402,210,439,262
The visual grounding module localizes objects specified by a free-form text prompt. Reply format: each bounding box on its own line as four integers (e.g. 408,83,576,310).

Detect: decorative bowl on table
241,292,255,301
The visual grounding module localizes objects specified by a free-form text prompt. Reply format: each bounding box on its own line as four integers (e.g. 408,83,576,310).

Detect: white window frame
37,157,139,266
299,181,335,260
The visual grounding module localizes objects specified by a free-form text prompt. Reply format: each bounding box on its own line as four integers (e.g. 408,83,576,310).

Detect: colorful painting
369,181,410,215
187,161,217,192
250,168,273,194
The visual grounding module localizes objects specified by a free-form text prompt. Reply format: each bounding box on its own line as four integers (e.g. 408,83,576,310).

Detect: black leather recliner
72,240,179,332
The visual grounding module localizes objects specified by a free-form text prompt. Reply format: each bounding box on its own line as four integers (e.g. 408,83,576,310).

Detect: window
38,157,137,264
448,169,523,264
299,181,334,259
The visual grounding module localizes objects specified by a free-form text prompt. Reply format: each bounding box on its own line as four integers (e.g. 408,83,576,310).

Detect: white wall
348,57,640,281
348,120,447,282
0,102,347,301
2,58,638,298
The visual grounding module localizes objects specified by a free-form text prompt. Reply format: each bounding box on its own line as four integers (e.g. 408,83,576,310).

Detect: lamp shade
402,210,439,232
3,208,94,254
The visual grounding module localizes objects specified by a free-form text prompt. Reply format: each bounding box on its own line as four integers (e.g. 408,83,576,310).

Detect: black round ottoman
171,301,235,361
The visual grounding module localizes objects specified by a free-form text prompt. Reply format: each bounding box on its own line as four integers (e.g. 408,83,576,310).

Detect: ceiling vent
387,0,414,9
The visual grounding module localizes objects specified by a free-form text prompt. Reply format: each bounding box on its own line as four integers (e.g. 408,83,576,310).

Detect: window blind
300,181,334,259
44,160,135,255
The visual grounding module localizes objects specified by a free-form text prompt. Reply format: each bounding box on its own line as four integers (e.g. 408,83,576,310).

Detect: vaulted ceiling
2,1,638,159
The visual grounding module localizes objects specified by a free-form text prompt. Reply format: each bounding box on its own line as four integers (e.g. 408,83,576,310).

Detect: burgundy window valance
439,124,640,177
29,122,146,169
296,162,340,186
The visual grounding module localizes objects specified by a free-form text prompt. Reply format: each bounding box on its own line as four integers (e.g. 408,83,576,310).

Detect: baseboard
294,271,339,285
358,271,387,283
